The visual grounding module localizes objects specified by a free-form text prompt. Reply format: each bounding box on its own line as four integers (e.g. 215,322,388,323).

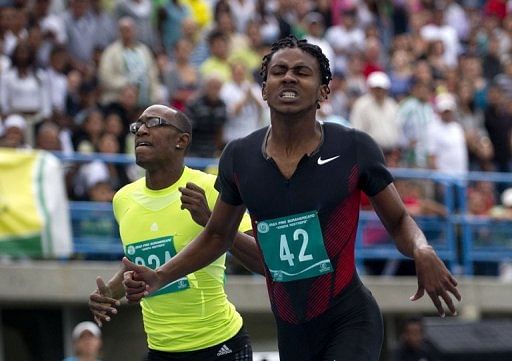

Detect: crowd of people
0,1,512,269
0,0,508,200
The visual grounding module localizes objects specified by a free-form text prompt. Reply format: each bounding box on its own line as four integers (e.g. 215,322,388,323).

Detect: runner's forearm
230,232,265,275
156,229,232,284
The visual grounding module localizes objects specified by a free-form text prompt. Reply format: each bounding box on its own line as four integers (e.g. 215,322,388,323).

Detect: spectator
361,36,385,78
46,46,70,114
65,70,85,118
214,8,248,54
62,0,101,73
303,11,335,70
0,41,52,145
456,79,494,171
75,159,113,202
220,62,267,146
72,108,104,154
253,0,280,45
484,82,512,179
1,6,28,57
467,180,497,216
89,0,117,50
95,132,131,191
72,80,102,128
445,0,471,42
229,19,267,82
397,77,436,168
272,0,295,41
420,7,461,69
350,71,401,153
0,113,29,148
32,0,67,46
184,73,227,158
62,321,102,361
344,52,367,101
328,70,350,120
32,1,67,66
229,0,257,34
325,5,365,73
98,17,159,108
388,49,413,101
493,58,512,100
163,38,201,111
482,35,503,81
103,84,143,139
200,29,232,83
114,0,156,49
427,92,468,176
425,39,448,80
49,110,76,157
459,54,488,112
104,112,128,154
1,39,51,119
391,316,432,361
157,0,191,57
35,122,62,151
179,16,209,69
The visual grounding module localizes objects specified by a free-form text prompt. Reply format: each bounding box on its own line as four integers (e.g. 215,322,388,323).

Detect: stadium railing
54,152,512,275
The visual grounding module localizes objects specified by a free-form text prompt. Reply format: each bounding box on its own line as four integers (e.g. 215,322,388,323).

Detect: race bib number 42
124,236,190,296
257,211,333,282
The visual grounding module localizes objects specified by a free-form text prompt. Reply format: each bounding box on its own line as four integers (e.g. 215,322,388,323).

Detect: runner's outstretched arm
370,183,461,317
179,182,264,274
123,198,246,302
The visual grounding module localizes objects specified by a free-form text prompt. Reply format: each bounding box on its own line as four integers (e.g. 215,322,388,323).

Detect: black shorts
146,325,252,361
275,275,383,361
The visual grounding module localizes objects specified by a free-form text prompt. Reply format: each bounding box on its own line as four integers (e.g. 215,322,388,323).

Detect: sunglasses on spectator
129,117,188,134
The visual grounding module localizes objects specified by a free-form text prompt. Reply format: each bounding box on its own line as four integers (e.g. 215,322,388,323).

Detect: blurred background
1,0,512,360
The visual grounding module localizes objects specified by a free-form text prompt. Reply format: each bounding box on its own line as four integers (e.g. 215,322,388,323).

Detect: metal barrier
54,152,512,275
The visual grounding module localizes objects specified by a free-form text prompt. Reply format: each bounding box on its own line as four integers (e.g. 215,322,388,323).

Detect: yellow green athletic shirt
113,166,251,352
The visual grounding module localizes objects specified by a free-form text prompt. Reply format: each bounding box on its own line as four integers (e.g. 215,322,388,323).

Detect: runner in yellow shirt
88,104,262,361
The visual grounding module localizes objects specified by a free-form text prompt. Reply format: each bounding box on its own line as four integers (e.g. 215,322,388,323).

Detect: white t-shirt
427,117,468,175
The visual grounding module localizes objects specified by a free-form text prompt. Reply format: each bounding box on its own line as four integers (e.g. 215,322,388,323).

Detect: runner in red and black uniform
122,36,461,361
216,122,389,360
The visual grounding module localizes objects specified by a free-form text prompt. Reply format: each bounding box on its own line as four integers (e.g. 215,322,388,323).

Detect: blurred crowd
1,0,512,223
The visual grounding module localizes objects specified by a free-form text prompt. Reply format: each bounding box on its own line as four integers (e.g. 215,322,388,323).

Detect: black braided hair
260,35,332,88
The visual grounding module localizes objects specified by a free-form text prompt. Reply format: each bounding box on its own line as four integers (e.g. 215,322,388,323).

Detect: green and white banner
0,148,72,258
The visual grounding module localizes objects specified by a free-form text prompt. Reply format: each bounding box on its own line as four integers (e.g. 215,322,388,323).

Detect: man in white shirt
349,71,401,152
427,93,468,175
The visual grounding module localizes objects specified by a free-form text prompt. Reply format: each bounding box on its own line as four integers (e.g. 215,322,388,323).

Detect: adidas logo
216,344,232,356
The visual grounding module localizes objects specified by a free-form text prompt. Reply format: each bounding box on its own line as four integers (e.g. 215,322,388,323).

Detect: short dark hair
175,110,193,135
260,35,332,87
207,29,228,45
400,315,423,333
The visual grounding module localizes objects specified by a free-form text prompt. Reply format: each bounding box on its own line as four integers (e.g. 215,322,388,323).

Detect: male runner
88,104,261,361
122,37,461,361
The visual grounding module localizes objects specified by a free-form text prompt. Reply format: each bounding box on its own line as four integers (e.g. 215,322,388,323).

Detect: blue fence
56,152,512,276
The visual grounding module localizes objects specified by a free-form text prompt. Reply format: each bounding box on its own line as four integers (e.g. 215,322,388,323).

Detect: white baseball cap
4,114,27,130
366,71,391,89
501,188,512,207
72,321,101,340
436,93,457,112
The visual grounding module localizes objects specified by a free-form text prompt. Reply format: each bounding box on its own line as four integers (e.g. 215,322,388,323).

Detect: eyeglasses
129,117,188,134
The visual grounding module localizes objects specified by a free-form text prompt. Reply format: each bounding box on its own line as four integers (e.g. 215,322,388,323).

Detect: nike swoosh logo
317,155,340,165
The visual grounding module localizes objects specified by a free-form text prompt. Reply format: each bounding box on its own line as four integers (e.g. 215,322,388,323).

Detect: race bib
124,236,190,296
257,211,333,282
